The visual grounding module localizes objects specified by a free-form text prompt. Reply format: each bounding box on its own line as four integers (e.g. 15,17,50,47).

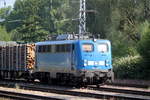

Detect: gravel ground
0,98,10,100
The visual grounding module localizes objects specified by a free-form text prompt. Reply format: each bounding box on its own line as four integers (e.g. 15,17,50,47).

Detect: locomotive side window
82,44,93,52
56,44,71,52
47,45,51,52
38,44,72,53
98,44,108,53
61,44,66,52
56,45,61,52
51,45,55,53
42,45,46,52
38,45,51,53
38,46,42,52
66,44,71,52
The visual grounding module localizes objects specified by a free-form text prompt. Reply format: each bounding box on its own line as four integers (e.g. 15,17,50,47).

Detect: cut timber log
26,44,35,69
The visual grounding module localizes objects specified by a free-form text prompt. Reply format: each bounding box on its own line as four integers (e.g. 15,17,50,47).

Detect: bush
113,21,150,80
138,21,150,59
113,55,149,80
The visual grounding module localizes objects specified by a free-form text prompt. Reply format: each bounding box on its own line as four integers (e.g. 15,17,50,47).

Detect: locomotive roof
36,39,110,46
36,40,78,45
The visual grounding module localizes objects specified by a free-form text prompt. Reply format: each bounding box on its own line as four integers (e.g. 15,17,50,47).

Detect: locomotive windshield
82,44,93,52
98,43,108,53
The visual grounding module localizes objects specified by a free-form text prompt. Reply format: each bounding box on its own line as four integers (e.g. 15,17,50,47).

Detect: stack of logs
0,43,35,71
26,44,36,69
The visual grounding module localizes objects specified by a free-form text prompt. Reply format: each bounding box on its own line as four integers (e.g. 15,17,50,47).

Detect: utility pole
3,0,6,7
79,0,86,35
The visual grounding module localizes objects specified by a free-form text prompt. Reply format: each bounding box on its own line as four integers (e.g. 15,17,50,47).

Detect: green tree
138,21,150,59
0,26,11,41
0,7,12,41
106,0,150,57
86,0,112,38
5,0,78,42
0,6,11,20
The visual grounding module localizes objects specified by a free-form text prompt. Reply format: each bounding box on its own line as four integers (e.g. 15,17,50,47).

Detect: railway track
0,79,150,100
106,82,150,89
16,84,150,100
89,85,150,96
0,89,63,100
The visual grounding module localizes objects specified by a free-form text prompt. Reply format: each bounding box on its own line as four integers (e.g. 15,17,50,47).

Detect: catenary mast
79,0,86,35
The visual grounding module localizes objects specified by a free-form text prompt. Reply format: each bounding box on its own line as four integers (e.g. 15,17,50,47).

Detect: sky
0,0,16,8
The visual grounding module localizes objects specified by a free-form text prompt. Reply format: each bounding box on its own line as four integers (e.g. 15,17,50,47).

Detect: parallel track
0,89,63,100
106,82,150,89
0,79,150,100
19,84,150,100
89,86,150,96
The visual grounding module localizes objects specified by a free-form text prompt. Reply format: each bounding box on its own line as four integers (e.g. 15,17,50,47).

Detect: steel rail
0,79,150,100
19,85,150,100
89,86,150,96
0,89,63,100
106,82,150,89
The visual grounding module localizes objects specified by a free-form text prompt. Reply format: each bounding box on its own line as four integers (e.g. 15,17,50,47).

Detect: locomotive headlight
106,64,109,66
84,63,87,66
94,61,99,66
84,60,88,66
106,60,109,63
88,61,94,66
105,60,110,66
99,61,105,66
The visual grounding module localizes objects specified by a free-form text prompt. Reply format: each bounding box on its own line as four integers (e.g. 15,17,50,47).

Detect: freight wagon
0,41,35,79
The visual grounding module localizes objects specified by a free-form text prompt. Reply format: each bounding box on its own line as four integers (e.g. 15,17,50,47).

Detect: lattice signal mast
3,0,6,7
79,0,86,35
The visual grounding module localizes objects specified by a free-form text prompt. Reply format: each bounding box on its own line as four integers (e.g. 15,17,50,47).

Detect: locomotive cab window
38,45,51,53
98,44,108,53
82,44,93,52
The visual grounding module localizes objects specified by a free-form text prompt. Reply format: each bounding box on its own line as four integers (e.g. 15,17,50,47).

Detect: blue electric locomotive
33,35,113,85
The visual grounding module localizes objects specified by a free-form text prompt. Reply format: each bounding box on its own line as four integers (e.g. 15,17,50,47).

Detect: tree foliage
4,0,78,42
0,6,11,20
0,7,11,41
0,26,11,41
138,21,150,60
